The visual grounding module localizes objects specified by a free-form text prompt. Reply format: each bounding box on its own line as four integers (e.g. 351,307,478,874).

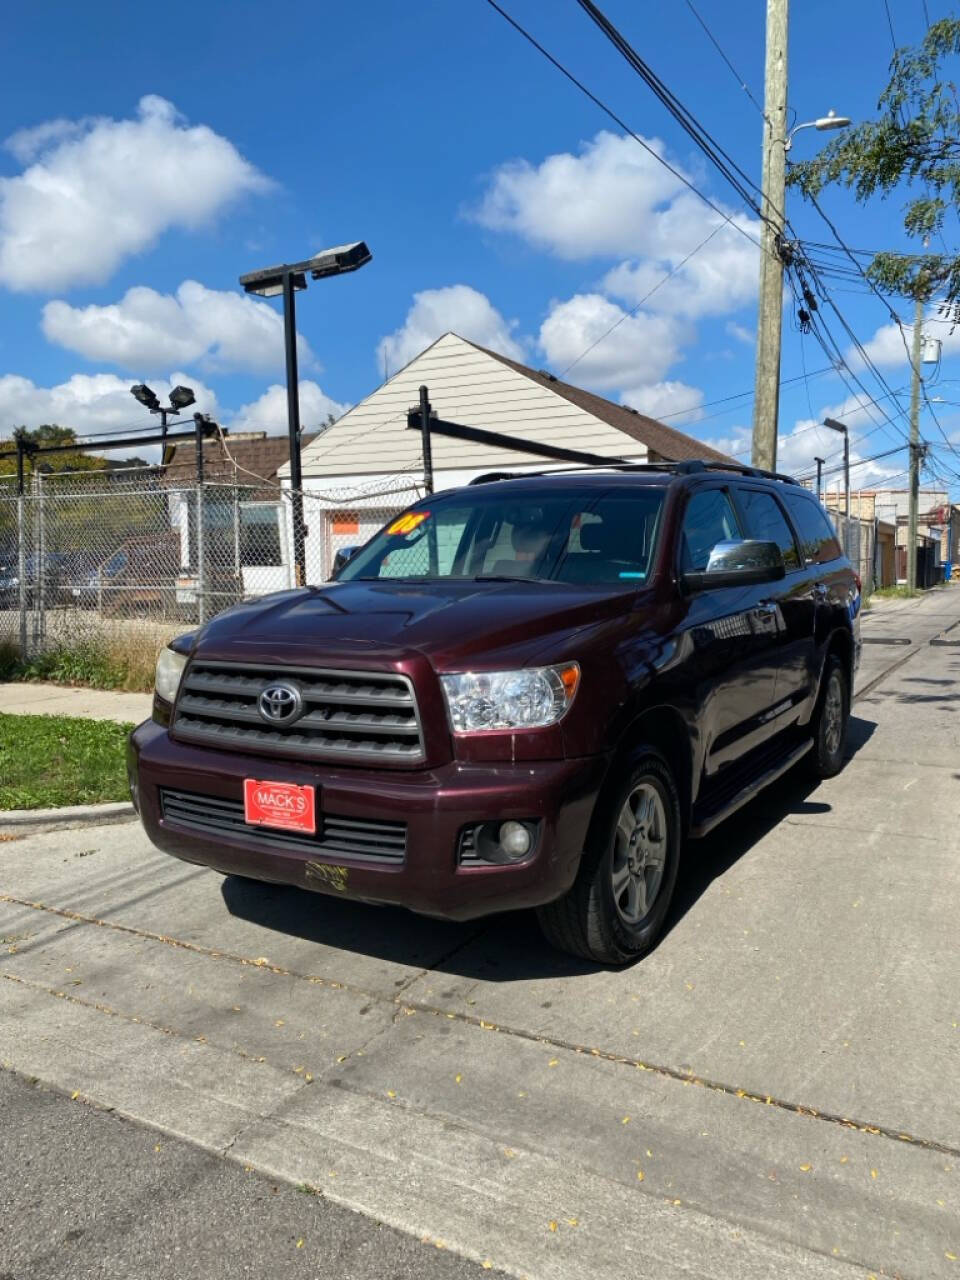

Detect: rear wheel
807,653,849,779
537,750,682,964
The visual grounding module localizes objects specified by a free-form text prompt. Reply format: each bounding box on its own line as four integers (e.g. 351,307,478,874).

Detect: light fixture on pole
814,455,825,501
130,383,196,434
784,110,852,152
823,417,851,524
239,241,372,588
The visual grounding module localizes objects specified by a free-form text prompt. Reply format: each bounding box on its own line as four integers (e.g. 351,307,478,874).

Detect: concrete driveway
2,589,958,1279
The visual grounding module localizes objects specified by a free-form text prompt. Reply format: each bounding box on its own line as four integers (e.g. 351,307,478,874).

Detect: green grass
0,712,134,810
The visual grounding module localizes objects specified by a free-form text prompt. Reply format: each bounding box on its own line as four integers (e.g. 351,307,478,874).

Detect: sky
3,0,960,498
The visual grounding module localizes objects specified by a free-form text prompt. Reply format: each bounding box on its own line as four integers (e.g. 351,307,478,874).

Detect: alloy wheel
611,781,668,925
823,671,844,757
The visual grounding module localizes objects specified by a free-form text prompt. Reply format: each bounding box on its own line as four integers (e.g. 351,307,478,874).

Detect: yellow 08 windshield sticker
387,511,429,536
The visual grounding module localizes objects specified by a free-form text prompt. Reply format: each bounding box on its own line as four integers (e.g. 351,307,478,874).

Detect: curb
0,800,136,835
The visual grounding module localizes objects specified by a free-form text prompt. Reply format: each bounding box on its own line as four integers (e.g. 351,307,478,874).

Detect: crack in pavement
3,890,959,1164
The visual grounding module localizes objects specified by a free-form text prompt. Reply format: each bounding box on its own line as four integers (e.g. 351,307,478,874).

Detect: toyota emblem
257,681,304,726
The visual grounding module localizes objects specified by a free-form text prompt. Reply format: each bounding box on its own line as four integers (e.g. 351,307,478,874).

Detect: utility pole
907,294,924,592
751,0,789,472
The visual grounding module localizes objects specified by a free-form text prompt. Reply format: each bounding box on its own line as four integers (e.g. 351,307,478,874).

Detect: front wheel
807,653,849,779
537,750,682,964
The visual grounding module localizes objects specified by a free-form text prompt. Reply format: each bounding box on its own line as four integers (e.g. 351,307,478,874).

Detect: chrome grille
160,788,406,863
172,661,424,763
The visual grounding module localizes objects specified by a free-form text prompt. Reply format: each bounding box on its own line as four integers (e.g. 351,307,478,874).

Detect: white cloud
471,131,759,320
376,285,525,373
230,382,349,435
0,96,270,291
703,393,910,489
620,380,704,425
42,280,314,374
471,130,686,259
726,320,755,345
853,312,960,370
0,370,220,439
538,293,688,390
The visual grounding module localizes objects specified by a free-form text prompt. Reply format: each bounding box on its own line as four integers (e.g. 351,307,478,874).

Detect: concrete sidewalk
0,682,151,725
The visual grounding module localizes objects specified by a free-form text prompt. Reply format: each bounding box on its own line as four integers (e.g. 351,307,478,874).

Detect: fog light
499,821,532,859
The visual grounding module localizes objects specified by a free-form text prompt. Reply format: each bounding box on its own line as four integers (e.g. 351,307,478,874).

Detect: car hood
194,579,639,669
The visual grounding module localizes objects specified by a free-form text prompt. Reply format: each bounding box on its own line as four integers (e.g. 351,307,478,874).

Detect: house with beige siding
279,332,730,582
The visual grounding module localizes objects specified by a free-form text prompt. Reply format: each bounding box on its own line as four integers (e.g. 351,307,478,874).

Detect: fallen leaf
636,1170,645,1182
870,1169,878,1180
548,1221,558,1232
566,1217,578,1226
154,1143,162,1153
621,1116,630,1125
386,1090,396,1098
800,1163,812,1173
548,1059,559,1068
274,1019,285,1028
296,1239,304,1249
455,1074,462,1085
71,1090,80,1100
482,1262,493,1270
840,1156,849,1164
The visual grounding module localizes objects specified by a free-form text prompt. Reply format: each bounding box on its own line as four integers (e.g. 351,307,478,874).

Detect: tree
0,424,109,478
788,17,960,307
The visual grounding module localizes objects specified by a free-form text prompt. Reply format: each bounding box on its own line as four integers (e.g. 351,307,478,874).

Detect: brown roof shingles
160,433,318,498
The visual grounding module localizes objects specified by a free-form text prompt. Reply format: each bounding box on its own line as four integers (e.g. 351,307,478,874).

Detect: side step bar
689,738,813,838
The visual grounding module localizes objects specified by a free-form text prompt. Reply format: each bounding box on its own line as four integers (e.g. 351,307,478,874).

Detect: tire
537,749,683,965
807,653,849,780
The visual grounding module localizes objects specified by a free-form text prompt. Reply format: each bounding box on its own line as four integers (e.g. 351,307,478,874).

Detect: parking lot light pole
239,241,372,588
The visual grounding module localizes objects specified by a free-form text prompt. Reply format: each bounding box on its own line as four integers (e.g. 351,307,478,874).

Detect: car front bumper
129,720,608,921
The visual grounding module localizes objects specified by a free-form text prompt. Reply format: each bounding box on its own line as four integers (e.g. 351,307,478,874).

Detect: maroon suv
129,462,860,963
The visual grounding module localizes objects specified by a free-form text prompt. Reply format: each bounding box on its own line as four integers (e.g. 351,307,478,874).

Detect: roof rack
667,460,801,485
469,459,801,486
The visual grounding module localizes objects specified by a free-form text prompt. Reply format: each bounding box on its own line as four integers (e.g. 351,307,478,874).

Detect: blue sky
3,0,959,496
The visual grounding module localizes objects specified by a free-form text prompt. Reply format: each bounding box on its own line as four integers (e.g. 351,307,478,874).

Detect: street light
823,417,851,522
239,241,372,588
130,382,196,432
785,110,852,152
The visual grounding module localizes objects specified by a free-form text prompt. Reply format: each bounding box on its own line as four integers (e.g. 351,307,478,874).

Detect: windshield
337,487,665,586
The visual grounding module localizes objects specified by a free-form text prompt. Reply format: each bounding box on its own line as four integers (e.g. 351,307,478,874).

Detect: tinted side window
679,489,740,571
782,492,843,564
736,489,801,571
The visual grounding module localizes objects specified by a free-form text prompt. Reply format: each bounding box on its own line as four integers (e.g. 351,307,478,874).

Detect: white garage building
279,332,729,582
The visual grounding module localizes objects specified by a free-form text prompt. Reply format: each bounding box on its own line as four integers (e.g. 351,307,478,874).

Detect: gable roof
467,340,730,464
287,332,730,480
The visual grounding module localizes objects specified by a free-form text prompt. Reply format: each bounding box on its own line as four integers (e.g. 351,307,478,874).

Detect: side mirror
682,540,785,592
332,545,360,576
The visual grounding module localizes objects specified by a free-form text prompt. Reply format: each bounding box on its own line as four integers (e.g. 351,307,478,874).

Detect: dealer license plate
243,779,316,834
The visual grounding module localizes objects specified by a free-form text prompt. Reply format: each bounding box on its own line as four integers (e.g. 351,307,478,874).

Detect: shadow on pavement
221,715,876,981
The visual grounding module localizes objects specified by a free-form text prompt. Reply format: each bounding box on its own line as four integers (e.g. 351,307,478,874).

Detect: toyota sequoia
129,461,860,963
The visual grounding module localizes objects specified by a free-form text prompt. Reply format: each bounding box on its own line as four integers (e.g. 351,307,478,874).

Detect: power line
481,0,764,252
574,0,772,223
559,224,725,378
883,0,899,50
683,0,767,120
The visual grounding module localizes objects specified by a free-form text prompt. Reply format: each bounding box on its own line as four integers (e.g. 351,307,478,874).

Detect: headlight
440,663,580,733
155,646,188,704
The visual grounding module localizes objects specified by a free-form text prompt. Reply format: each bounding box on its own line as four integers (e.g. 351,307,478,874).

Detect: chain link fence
0,466,422,668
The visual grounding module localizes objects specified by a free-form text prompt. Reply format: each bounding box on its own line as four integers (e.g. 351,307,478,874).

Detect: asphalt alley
1,589,958,1279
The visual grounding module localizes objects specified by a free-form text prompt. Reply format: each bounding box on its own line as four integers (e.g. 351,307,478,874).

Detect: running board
690,738,813,838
